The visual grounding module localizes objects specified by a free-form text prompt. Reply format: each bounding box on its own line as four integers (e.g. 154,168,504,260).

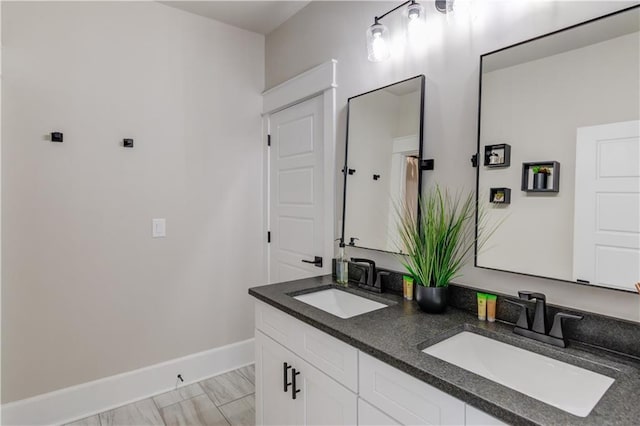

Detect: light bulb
366,22,390,62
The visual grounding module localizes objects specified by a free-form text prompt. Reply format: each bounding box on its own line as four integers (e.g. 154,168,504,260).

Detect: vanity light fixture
435,0,454,14
366,20,391,62
366,0,450,62
407,1,427,41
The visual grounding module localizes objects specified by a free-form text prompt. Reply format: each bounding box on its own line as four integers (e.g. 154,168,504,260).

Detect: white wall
478,32,640,280
266,0,640,322
395,91,421,138
1,1,265,403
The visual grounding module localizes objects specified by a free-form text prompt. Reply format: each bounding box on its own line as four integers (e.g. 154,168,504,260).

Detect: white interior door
269,96,327,283
573,120,640,291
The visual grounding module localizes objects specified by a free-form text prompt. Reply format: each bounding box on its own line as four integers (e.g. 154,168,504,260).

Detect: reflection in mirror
476,6,639,292
342,75,425,253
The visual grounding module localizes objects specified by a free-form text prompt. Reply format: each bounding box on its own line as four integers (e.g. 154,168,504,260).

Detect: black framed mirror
475,5,639,292
342,75,426,254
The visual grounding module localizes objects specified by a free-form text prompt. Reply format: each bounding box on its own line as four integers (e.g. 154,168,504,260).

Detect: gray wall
2,1,265,403
266,1,640,322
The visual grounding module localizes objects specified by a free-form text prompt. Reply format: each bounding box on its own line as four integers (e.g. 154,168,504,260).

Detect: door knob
301,256,323,268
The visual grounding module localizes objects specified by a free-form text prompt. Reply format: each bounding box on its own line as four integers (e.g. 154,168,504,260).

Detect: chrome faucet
505,291,583,348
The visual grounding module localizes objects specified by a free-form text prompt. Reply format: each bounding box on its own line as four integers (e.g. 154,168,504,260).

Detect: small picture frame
490,187,511,204
484,144,511,168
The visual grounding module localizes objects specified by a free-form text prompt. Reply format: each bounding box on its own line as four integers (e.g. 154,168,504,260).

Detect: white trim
263,60,337,283
322,86,338,267
263,117,271,283
263,59,337,114
1,338,255,426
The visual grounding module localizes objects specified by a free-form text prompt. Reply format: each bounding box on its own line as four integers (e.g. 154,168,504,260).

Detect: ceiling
160,1,311,35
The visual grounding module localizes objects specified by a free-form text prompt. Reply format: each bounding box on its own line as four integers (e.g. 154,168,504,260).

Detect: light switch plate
152,218,166,238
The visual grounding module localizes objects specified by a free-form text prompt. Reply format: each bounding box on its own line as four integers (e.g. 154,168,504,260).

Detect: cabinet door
360,352,465,425
293,356,358,426
255,331,297,426
358,398,400,425
256,301,359,392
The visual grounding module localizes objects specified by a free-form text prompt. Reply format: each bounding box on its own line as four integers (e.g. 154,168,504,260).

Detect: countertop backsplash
333,259,640,359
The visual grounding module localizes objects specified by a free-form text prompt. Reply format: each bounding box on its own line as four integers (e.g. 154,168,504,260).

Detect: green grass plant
397,185,494,287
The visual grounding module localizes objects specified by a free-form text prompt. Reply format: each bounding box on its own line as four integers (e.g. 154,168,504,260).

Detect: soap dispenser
336,240,349,285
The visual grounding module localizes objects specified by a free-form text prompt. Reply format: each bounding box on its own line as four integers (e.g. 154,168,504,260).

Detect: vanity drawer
358,398,400,425
255,301,358,392
359,352,465,425
465,405,506,426
255,301,295,348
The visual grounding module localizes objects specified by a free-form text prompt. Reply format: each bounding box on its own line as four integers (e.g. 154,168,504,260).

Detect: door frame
262,60,337,283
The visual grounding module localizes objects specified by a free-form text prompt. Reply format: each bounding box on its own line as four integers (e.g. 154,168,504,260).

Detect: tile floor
65,365,255,426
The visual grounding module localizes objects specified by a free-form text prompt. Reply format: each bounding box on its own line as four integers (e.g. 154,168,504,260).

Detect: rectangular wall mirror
476,6,639,292
342,75,425,253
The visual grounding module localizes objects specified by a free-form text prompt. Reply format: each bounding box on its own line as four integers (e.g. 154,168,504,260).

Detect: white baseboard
1,338,255,426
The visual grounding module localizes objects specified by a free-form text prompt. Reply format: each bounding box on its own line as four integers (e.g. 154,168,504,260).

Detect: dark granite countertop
249,275,640,426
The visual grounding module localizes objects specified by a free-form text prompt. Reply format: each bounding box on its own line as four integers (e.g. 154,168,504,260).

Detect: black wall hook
419,159,434,170
51,132,63,143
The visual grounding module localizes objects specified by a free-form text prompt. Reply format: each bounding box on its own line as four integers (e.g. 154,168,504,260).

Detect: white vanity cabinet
255,330,357,425
255,330,299,426
254,301,505,426
359,352,466,425
255,301,358,426
358,398,400,425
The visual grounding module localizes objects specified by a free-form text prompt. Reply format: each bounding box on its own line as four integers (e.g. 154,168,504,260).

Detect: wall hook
419,159,434,170
51,132,63,143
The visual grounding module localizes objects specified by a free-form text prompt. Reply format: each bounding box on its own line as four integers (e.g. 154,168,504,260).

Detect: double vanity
249,276,640,425
250,5,640,425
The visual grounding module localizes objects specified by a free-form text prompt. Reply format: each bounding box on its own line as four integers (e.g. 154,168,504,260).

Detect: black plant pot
415,286,448,314
533,173,548,190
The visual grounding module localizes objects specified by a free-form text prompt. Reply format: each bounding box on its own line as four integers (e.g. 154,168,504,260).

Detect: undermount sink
422,331,615,417
293,288,388,319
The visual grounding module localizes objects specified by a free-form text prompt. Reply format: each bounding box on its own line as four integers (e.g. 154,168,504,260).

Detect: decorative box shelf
490,188,511,204
484,144,511,168
521,161,560,193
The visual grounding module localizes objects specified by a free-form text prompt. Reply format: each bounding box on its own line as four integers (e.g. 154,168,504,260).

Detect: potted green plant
531,166,551,190
397,186,486,313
